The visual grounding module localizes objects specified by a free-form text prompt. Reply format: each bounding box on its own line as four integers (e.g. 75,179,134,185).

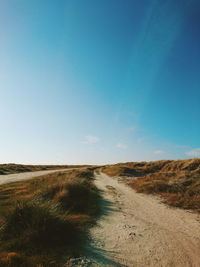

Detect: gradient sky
0,0,200,164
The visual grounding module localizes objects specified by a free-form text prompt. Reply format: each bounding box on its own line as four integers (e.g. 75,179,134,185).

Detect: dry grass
0,164,90,175
0,168,100,267
102,159,200,212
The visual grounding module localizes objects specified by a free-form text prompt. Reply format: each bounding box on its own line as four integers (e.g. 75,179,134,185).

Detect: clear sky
0,0,200,164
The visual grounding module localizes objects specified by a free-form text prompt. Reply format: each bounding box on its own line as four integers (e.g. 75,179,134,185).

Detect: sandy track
0,169,70,185
86,172,200,267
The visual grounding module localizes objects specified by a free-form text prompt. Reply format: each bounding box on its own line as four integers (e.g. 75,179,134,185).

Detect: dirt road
0,169,69,185
86,172,200,267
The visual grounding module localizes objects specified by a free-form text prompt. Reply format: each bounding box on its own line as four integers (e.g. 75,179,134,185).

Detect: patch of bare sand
86,173,200,267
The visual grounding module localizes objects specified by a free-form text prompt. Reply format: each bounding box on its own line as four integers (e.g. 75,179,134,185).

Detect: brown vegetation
102,159,200,212
0,168,100,267
0,164,90,175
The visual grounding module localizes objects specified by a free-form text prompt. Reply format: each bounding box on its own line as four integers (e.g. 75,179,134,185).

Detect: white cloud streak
185,148,200,157
81,135,100,144
153,150,165,155
116,143,127,149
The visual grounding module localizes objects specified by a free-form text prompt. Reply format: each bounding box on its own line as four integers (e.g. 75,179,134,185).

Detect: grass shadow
79,188,127,266
83,245,128,267
96,188,117,218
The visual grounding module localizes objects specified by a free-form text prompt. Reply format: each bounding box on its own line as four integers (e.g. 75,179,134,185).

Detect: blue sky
0,0,200,164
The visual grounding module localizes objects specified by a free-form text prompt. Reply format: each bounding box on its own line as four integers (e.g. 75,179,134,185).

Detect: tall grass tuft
0,168,100,266
0,201,82,251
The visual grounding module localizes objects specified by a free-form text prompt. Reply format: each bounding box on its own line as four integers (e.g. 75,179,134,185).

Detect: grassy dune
0,168,100,266
0,164,89,175
102,159,200,212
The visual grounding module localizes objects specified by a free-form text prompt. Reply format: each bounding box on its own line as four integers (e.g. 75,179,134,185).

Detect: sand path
86,172,200,266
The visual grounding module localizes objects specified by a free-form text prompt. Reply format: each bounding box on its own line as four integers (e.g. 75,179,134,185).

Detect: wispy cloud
185,148,200,157
81,135,100,144
116,143,127,149
153,150,165,155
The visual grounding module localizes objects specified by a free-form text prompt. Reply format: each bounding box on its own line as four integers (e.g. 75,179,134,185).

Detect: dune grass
0,168,100,266
129,172,200,211
0,163,90,175
102,159,200,212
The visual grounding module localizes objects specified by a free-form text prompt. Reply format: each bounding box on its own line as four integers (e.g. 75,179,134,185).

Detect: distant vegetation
0,168,100,266
0,163,89,175
102,159,200,212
